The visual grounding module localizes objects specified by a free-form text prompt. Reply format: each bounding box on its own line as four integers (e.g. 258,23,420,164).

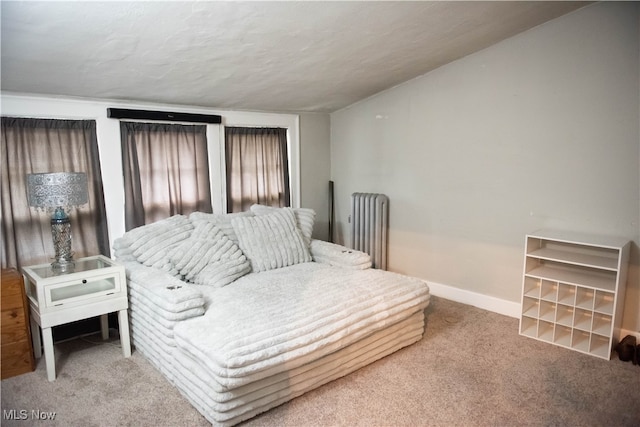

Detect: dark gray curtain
225,127,290,213
121,122,212,230
1,117,110,269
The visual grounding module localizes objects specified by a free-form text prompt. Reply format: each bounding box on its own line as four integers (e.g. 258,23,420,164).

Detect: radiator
350,193,389,270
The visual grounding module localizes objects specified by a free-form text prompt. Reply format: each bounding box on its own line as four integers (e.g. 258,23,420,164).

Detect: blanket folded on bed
173,262,429,387
309,239,371,269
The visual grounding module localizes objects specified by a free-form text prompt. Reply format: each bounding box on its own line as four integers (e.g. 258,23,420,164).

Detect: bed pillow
189,211,254,245
250,204,315,247
168,222,251,287
232,207,311,272
117,215,193,274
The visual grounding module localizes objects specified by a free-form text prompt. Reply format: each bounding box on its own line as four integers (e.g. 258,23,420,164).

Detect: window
1,117,110,269
120,122,212,230
224,127,290,213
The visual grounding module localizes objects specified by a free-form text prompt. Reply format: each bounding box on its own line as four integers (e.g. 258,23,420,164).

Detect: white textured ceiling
1,1,587,113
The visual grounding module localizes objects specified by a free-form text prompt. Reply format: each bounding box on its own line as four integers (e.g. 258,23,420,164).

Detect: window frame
0,95,301,253
120,120,213,229
212,116,300,214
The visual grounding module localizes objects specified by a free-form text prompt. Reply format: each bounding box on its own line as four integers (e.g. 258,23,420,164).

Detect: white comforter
173,262,430,389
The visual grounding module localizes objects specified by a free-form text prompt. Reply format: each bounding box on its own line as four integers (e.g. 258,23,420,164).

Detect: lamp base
52,258,75,274
51,207,75,274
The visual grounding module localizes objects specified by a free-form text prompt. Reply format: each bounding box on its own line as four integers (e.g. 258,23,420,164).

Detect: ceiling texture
1,1,588,113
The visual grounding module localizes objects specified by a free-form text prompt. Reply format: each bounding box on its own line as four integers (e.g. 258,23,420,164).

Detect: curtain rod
107,108,222,124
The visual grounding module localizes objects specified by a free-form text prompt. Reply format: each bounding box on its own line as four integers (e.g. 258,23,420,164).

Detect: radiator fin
350,193,389,270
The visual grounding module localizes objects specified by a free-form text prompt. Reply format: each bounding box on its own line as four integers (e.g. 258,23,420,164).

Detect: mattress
126,261,430,426
131,307,424,426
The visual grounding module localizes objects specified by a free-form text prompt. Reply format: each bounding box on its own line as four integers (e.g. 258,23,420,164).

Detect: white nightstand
22,255,131,381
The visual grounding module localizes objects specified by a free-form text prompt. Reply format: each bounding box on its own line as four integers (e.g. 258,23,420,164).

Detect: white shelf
555,305,574,326
592,314,612,336
527,229,629,250
540,280,558,301
527,247,618,271
520,231,630,360
538,321,554,341
553,325,572,347
575,288,595,310
525,265,616,292
573,309,593,331
557,284,576,305
594,291,614,315
522,297,540,318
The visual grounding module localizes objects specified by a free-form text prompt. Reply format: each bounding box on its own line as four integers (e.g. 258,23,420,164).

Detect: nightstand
22,255,131,381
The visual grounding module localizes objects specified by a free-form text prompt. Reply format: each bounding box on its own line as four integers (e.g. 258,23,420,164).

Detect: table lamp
26,172,88,273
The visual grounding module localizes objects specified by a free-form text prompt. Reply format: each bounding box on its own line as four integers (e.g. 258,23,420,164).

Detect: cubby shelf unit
519,230,630,360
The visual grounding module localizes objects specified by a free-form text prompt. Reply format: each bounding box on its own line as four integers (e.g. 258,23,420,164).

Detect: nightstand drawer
45,273,121,308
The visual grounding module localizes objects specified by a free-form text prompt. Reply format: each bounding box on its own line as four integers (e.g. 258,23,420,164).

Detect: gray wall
330,3,640,331
299,113,331,240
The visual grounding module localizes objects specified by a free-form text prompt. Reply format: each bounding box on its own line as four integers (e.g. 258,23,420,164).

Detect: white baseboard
425,280,521,319
426,281,640,340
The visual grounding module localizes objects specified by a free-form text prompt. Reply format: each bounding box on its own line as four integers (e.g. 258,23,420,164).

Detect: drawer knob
82,279,87,284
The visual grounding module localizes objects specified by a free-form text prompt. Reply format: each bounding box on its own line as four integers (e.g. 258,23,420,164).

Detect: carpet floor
2,296,639,426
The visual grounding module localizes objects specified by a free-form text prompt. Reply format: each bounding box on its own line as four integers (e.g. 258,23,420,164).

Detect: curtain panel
225,127,290,213
120,122,212,230
1,117,110,269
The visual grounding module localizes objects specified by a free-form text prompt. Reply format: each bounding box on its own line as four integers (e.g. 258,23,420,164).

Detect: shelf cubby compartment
540,280,558,302
557,283,576,306
521,297,539,318
571,330,591,353
594,290,614,315
538,301,556,322
592,313,613,336
520,316,537,338
553,325,572,347
537,320,554,341
575,287,594,310
589,334,611,359
523,277,541,298
555,305,574,327
573,308,593,331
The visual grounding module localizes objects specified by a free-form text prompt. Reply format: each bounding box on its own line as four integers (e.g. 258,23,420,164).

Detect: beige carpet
2,296,639,426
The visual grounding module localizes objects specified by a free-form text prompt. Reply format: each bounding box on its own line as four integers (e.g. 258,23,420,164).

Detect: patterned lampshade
26,172,88,210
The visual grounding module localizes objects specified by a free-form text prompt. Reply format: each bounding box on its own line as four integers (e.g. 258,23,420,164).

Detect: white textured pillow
121,215,193,273
232,207,311,272
189,211,254,245
250,204,315,247
168,222,251,287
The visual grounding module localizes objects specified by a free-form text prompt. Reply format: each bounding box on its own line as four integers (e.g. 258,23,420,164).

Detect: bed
114,206,430,426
